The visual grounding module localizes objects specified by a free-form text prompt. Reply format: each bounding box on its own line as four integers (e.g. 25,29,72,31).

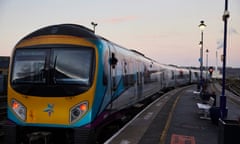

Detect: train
4,24,206,144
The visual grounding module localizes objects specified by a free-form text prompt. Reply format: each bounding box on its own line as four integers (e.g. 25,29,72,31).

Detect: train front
5,24,99,144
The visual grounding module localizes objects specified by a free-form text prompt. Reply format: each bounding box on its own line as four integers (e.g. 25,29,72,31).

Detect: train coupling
27,131,52,144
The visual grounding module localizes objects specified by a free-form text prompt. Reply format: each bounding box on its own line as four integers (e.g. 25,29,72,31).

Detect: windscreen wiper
52,56,58,84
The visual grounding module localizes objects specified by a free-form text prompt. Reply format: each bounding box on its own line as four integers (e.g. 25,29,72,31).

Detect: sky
0,0,239,68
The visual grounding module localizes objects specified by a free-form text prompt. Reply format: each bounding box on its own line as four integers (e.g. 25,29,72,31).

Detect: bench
193,90,201,99
196,97,215,120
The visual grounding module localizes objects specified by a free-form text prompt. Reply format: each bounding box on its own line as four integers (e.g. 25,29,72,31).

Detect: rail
228,85,240,96
228,80,240,96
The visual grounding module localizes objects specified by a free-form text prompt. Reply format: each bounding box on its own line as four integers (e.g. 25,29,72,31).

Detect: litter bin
218,119,240,144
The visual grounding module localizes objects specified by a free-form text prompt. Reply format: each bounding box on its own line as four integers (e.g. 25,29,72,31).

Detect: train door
102,44,114,111
111,53,118,90
172,70,177,88
136,61,143,98
160,71,165,90
109,46,118,105
189,70,192,84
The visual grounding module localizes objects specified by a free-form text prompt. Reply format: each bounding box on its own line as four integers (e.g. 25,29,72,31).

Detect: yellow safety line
159,93,181,144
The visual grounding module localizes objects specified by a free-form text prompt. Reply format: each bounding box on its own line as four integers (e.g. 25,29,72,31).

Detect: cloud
229,27,239,35
217,27,239,49
103,16,138,24
220,27,239,35
216,39,223,49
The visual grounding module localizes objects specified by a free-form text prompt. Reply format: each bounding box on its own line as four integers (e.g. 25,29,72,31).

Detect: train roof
20,24,98,41
19,24,125,50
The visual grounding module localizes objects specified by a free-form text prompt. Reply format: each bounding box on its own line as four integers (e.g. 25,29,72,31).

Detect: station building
0,56,10,96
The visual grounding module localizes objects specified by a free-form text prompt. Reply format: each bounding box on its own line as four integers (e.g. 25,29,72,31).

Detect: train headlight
11,99,26,121
70,101,88,123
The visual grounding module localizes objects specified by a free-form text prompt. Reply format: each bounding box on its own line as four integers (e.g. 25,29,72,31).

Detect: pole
200,32,203,95
198,44,201,92
206,49,208,79
198,20,206,94
220,0,229,118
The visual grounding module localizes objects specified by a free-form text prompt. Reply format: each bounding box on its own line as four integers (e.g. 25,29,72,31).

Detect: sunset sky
1,0,239,67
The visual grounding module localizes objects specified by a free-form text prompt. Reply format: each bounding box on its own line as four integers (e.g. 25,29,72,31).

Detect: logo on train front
44,104,54,117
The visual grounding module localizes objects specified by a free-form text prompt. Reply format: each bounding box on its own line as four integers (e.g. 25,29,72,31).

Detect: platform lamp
91,22,98,34
198,20,206,96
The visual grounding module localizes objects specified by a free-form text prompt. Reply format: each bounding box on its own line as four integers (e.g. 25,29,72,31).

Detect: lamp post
206,49,209,79
91,22,98,33
220,0,230,119
198,20,206,95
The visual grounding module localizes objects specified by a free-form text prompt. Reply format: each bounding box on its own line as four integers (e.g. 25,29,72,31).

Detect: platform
105,83,240,144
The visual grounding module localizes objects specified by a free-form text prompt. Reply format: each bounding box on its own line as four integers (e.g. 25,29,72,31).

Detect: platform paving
106,83,240,144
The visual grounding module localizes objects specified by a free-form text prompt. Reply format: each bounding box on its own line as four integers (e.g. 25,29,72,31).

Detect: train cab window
12,49,48,84
12,47,94,85
11,46,95,97
52,48,94,85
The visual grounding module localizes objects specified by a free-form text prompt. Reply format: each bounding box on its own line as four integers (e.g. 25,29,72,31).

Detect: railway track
228,79,240,96
213,79,240,107
216,78,240,96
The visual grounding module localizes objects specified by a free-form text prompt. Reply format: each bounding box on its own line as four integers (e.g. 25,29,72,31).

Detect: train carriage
5,24,167,144
189,68,201,84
